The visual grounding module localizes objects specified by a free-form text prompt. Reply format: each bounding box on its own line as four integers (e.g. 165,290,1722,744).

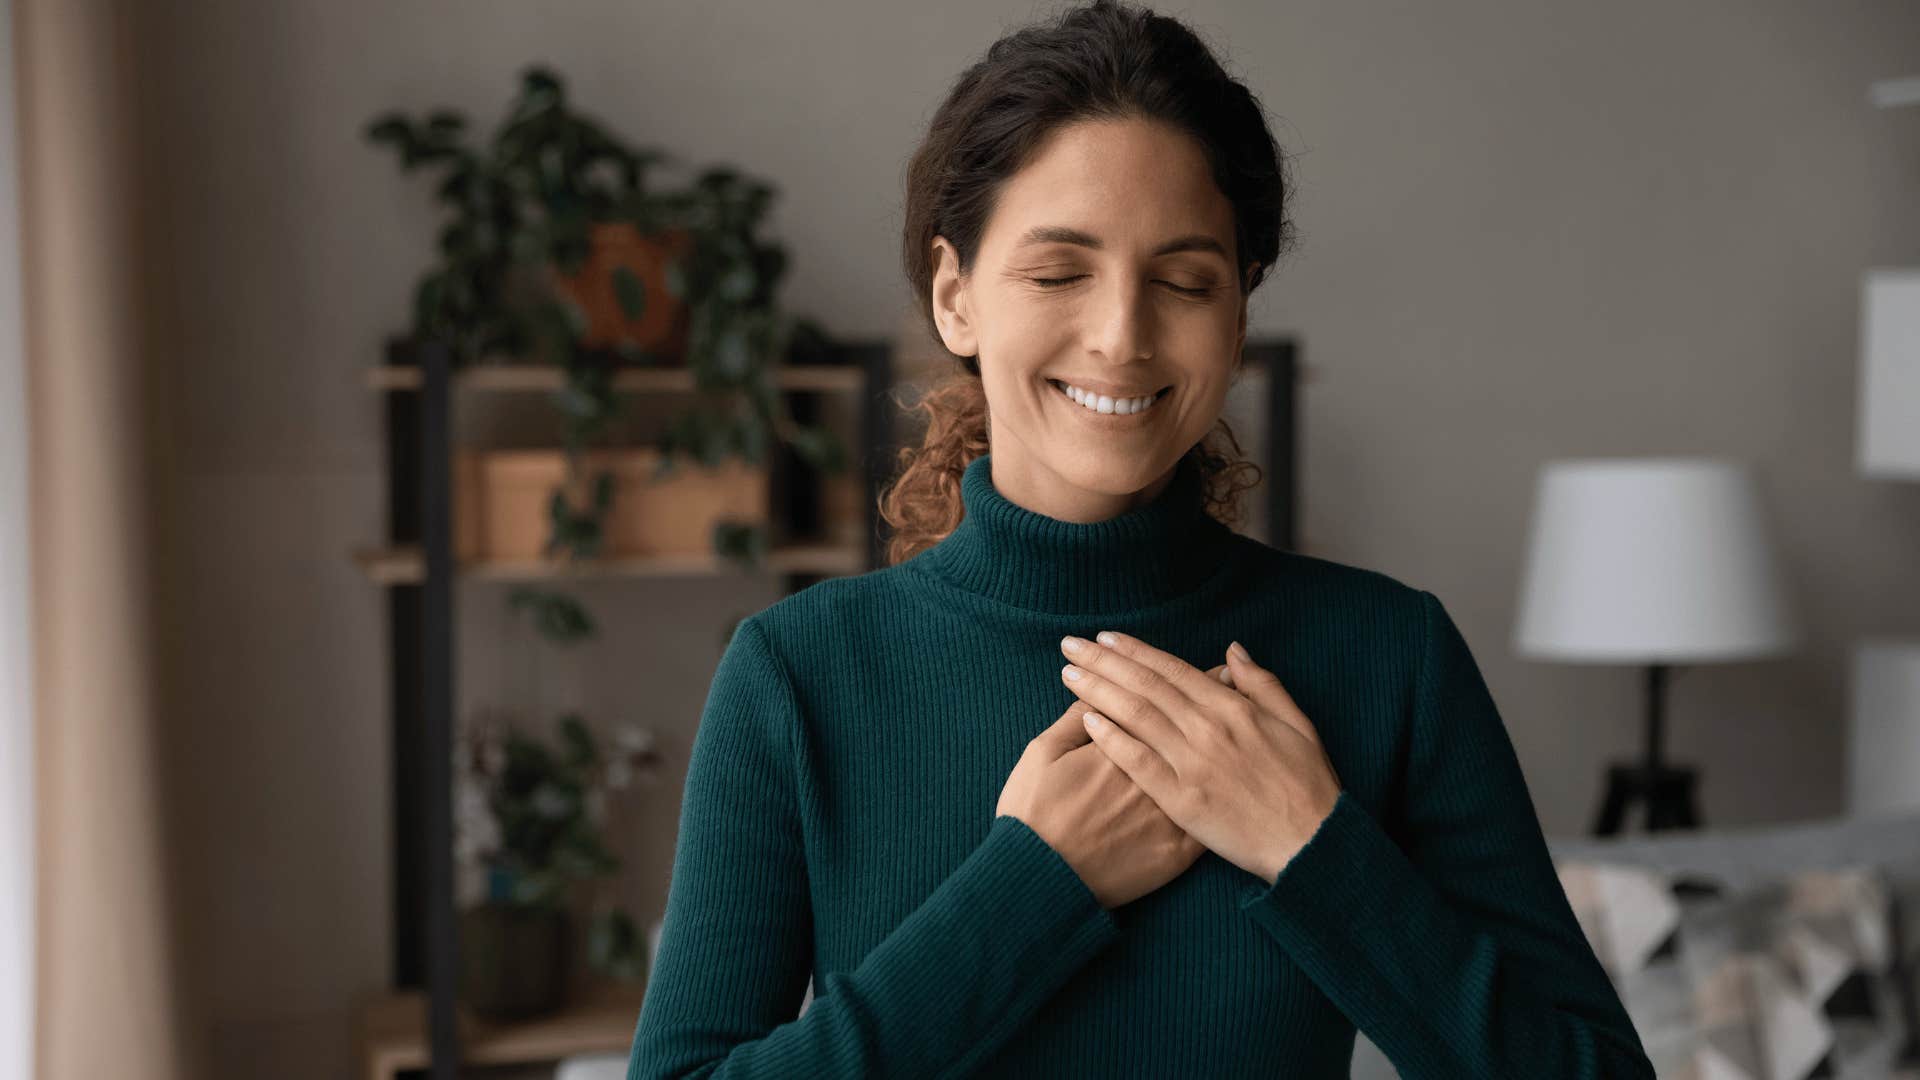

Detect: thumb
1031,699,1097,759
1081,707,1176,804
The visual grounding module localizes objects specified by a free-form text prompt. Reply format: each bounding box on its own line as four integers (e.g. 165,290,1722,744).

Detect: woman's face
930,115,1255,523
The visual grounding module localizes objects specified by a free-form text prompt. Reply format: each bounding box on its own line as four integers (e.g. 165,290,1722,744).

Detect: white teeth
1054,379,1163,416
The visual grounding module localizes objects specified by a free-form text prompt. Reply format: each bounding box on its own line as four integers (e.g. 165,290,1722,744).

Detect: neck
987,454,1178,524
912,450,1235,617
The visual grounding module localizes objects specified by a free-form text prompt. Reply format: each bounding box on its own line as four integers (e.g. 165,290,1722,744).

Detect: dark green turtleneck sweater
625,452,1653,1079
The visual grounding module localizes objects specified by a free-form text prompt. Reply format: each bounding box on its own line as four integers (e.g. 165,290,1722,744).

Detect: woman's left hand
1058,631,1343,886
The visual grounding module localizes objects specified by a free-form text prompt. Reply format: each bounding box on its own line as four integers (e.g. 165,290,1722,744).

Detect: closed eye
1031,275,1213,298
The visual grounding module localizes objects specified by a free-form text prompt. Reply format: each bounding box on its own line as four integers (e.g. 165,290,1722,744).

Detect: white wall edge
0,0,38,1075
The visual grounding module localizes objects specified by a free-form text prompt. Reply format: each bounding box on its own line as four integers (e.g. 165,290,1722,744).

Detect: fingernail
1063,664,1083,681
1218,667,1234,685
1229,640,1251,664
1096,631,1119,647
1083,711,1104,729
1061,635,1085,654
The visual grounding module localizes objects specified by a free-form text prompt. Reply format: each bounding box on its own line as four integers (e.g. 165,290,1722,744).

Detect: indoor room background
4,1,1919,1078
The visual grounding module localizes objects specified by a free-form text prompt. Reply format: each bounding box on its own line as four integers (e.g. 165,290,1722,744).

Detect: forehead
984,116,1235,256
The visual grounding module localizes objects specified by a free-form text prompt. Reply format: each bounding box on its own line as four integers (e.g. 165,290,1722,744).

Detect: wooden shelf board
357,980,647,1080
366,363,864,394
352,541,867,585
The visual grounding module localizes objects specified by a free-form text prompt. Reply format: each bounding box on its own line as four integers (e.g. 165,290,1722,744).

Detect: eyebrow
1014,224,1230,260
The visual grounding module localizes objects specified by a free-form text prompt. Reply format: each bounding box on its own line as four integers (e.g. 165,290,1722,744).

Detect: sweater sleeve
625,616,1120,1080
1233,589,1654,1079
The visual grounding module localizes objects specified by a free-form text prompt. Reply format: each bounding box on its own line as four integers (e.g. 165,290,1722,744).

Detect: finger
1061,660,1185,759
1225,640,1319,744
1068,630,1243,727
1030,700,1097,759
1081,709,1178,804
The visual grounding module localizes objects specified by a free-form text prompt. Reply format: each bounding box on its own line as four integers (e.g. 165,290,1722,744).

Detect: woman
627,2,1654,1077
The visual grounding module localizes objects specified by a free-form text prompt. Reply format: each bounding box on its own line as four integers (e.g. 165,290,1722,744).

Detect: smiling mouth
1048,378,1172,417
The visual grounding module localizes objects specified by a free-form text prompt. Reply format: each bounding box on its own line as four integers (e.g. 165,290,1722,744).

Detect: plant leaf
612,266,646,319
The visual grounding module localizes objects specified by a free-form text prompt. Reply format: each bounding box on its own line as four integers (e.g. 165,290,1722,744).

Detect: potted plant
364,65,848,576
452,708,665,1020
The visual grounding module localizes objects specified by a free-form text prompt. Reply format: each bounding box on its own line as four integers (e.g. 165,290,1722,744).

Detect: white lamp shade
1514,458,1799,663
1858,268,1920,478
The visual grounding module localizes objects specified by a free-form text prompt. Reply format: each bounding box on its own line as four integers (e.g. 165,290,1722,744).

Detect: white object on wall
1868,75,1920,108
1858,268,1920,479
1847,641,1920,819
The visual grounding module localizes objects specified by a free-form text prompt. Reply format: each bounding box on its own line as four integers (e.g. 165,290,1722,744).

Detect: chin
1050,452,1170,495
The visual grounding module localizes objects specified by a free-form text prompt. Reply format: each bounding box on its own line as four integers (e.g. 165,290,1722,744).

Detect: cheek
974,296,1071,391
977,291,1072,352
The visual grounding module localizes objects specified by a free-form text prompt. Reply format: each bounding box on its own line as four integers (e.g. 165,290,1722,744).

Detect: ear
929,235,980,358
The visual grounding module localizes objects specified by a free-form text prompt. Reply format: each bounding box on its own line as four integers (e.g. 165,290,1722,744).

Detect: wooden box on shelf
822,468,868,547
454,447,769,561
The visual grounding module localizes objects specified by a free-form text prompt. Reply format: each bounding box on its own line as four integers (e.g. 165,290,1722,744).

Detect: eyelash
1031,275,1213,298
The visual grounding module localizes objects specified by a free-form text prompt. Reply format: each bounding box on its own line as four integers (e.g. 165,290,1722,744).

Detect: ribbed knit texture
626,452,1655,1079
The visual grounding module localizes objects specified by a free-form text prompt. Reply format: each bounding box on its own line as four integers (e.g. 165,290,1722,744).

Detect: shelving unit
357,335,1305,1077
356,981,647,1080
362,361,868,394
348,541,868,586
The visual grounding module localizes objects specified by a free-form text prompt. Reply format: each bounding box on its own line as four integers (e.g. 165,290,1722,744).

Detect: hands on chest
994,633,1343,908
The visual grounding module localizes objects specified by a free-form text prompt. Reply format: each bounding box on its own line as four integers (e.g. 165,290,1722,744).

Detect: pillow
1555,859,1918,1080
1557,859,1723,1076
1881,859,1920,1075
1674,866,1907,1079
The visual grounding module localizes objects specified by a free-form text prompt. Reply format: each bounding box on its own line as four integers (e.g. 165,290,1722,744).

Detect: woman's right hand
995,663,1230,909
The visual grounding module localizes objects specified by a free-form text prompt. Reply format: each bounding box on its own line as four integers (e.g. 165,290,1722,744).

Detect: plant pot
458,901,570,1021
455,446,769,561
551,222,695,359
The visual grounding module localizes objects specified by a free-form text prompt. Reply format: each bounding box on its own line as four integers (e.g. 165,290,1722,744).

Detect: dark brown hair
881,0,1298,565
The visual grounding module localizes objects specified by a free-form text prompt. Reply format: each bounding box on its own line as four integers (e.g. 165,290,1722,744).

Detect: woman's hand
995,694,1218,910
1058,631,1343,886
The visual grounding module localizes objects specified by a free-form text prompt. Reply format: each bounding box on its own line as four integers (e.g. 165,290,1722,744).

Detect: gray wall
127,1,1920,1075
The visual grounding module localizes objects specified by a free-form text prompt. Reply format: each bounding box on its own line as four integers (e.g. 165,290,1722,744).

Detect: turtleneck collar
912,450,1236,617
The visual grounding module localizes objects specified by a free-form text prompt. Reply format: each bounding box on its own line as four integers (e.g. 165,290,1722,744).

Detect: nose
1085,273,1155,363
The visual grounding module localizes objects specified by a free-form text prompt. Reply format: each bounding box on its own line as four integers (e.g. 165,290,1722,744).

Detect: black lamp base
1591,762,1701,836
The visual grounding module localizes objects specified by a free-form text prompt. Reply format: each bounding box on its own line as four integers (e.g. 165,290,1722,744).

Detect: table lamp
1514,459,1800,835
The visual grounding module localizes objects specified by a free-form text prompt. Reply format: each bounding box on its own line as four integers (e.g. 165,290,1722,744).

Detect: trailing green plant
507,585,596,645
365,64,848,611
454,710,664,983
